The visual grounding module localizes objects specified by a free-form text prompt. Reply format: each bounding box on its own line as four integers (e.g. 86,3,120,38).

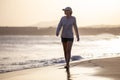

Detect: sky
0,0,120,27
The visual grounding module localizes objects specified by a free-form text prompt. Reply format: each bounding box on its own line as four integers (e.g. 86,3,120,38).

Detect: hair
70,11,72,15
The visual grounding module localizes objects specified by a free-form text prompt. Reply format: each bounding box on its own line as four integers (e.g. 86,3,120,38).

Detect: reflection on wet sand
66,68,72,80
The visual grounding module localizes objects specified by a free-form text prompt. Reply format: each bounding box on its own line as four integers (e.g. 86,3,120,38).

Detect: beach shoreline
0,56,120,80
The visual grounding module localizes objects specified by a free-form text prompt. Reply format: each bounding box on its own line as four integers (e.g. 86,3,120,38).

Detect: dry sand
0,57,120,80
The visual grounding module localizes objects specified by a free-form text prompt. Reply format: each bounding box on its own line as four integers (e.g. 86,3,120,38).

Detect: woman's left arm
73,17,80,41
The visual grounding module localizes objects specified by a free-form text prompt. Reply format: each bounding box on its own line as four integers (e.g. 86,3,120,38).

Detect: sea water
0,34,120,73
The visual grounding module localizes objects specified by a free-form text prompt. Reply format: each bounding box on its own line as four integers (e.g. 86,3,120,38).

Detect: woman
56,7,79,68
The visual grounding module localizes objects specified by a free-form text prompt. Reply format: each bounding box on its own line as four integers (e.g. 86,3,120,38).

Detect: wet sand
0,57,120,80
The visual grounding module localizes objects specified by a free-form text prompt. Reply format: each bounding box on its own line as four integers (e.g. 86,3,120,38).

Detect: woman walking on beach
56,7,79,69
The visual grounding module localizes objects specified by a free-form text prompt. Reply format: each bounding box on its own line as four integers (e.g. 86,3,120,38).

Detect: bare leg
66,41,73,67
62,42,67,65
62,41,73,68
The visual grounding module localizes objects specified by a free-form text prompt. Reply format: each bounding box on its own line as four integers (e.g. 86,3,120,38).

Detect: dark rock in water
71,55,83,61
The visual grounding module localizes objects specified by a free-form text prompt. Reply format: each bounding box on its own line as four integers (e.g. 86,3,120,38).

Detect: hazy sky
0,0,120,27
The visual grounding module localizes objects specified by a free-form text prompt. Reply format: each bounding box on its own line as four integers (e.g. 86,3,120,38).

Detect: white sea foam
0,55,83,73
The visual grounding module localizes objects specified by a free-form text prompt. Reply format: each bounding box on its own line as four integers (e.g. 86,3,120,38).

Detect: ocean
0,34,120,73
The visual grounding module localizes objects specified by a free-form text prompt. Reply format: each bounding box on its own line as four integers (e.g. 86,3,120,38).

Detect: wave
0,55,83,73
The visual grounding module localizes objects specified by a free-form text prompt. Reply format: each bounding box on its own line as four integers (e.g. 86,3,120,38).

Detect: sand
0,57,120,80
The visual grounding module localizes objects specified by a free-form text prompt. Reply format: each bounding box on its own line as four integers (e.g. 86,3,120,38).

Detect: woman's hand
56,32,59,36
77,37,80,41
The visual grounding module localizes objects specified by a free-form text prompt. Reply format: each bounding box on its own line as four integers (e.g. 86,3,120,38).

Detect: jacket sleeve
56,17,63,36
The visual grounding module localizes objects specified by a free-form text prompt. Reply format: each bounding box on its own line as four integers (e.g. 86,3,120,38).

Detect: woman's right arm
56,17,63,36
